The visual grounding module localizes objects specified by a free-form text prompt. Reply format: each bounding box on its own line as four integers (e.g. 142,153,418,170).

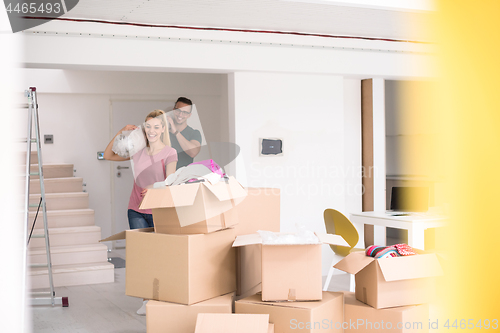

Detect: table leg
373,225,386,246
407,225,425,250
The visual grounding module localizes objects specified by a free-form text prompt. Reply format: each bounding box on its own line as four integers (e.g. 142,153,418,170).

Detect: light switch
44,135,53,144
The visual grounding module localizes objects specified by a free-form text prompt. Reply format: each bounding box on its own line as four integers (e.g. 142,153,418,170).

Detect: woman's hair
144,109,171,147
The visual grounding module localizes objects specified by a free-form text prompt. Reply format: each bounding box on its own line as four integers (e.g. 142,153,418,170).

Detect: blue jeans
128,209,154,229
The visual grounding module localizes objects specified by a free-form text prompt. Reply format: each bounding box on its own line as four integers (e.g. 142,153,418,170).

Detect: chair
323,208,363,292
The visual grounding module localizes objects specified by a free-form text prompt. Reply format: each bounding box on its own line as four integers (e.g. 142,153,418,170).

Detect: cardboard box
102,227,236,305
234,188,280,237
232,232,348,301
146,293,234,333
235,291,344,333
195,313,273,333
139,176,247,234
342,292,429,333
234,188,281,297
334,251,443,309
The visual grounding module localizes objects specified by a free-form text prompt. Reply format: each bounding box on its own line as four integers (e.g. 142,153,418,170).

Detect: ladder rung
19,139,37,143
31,234,46,238
29,291,54,297
30,172,40,176
30,297,65,306
29,263,48,268
28,203,41,208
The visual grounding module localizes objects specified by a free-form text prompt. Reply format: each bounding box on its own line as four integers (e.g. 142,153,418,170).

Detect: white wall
230,72,362,274
17,19,435,275
20,69,226,238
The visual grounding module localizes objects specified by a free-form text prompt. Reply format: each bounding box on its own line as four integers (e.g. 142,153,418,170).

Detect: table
350,211,448,250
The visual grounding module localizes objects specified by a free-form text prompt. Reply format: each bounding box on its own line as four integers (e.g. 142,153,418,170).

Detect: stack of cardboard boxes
101,179,282,333
233,236,443,333
102,176,444,333
334,250,443,333
232,231,348,333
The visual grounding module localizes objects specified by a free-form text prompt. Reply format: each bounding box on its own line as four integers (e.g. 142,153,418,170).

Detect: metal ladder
24,87,68,307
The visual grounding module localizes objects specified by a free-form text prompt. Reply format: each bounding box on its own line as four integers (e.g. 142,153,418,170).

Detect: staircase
26,152,114,289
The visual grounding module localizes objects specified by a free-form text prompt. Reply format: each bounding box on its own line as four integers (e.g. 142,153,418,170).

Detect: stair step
29,262,115,289
29,177,83,194
29,192,88,211
18,151,39,165
28,226,102,248
29,164,74,179
28,243,109,266
29,209,95,229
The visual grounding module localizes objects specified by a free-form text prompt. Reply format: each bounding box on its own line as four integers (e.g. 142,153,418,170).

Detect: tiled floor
30,250,146,333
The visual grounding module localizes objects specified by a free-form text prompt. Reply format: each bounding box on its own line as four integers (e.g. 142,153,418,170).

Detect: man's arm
174,132,201,158
167,116,201,158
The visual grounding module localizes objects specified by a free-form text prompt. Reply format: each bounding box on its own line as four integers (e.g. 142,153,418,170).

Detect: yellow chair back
324,209,359,257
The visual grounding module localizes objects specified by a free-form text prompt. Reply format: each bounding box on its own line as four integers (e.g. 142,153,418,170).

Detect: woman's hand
120,124,138,134
103,125,137,161
140,188,148,197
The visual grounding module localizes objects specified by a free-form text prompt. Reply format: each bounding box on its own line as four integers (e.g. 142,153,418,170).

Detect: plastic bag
257,224,319,245
111,128,147,158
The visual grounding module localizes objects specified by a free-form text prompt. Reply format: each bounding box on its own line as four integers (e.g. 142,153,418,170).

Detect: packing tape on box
288,289,296,301
153,278,160,300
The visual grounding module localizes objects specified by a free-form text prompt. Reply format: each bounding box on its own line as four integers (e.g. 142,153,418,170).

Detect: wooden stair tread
32,225,100,235
30,163,74,168
29,208,94,217
29,262,114,275
30,177,83,183
28,243,108,255
29,192,88,198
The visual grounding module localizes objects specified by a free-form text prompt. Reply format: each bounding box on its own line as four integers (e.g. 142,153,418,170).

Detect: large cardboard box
233,232,348,301
146,293,234,333
234,188,281,236
343,292,429,333
195,313,274,333
139,176,247,234
235,292,344,333
334,251,443,309
102,227,236,305
234,188,281,297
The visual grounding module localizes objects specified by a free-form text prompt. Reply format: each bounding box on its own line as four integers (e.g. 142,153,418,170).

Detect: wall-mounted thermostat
259,138,283,156
97,151,105,160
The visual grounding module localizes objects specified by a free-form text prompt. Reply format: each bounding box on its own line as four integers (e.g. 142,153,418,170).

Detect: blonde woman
104,110,177,229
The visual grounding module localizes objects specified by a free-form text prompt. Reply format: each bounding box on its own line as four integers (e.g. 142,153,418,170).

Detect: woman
104,110,178,229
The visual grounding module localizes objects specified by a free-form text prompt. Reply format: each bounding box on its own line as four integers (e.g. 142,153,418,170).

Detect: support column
361,78,386,246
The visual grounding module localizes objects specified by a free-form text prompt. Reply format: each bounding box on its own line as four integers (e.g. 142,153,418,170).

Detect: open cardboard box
195,313,274,333
342,291,429,333
146,293,234,333
234,188,281,297
334,251,443,309
101,227,236,305
139,176,247,234
235,291,343,333
232,232,348,302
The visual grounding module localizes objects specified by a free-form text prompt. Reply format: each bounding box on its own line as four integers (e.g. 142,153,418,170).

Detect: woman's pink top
128,145,177,214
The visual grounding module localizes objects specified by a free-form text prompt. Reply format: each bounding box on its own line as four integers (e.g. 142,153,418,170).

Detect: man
167,97,202,169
